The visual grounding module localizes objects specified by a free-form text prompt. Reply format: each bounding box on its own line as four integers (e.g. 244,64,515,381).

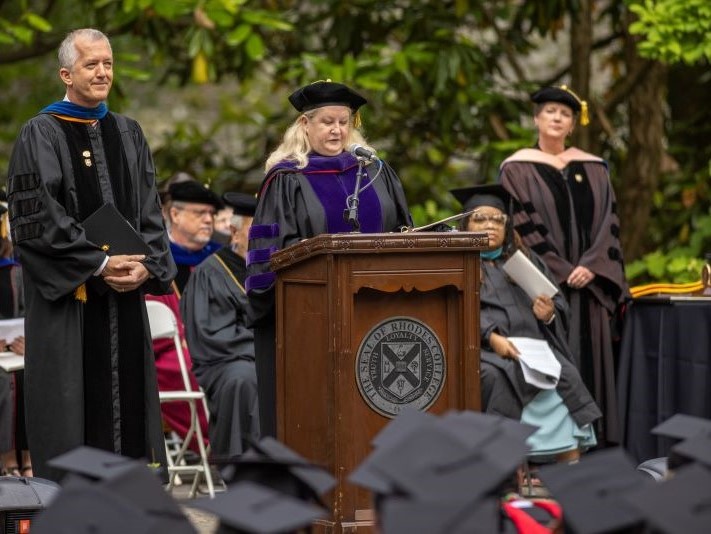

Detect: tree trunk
569,0,593,152
618,12,667,261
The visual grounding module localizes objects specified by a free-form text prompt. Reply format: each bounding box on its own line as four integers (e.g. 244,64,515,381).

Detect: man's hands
489,332,520,360
101,254,149,293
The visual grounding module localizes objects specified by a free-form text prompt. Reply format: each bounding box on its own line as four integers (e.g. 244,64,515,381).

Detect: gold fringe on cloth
629,280,704,298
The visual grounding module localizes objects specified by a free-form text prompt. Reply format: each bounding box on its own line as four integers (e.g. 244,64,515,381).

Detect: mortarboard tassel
74,283,87,303
580,100,590,126
353,110,362,129
560,85,589,127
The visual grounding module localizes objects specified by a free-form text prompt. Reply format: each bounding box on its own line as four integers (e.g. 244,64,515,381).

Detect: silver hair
230,213,245,230
58,28,111,69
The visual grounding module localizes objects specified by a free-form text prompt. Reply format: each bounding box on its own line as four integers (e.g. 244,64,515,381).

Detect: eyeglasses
469,213,508,226
176,206,217,218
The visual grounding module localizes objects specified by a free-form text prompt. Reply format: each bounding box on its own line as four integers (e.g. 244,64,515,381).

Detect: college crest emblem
355,317,446,418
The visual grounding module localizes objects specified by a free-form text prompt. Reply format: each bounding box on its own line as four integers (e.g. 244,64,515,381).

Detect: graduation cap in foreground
215,437,336,505
651,413,711,441
378,495,501,534
349,410,534,502
670,434,711,470
537,447,652,534
622,463,711,534
32,478,160,534
190,481,326,534
46,446,195,533
47,446,139,482
652,414,711,470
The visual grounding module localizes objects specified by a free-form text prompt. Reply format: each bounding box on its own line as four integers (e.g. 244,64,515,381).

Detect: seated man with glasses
146,179,224,454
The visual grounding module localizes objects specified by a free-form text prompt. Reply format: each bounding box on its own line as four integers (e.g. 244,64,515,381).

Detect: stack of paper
0,352,24,373
508,337,561,390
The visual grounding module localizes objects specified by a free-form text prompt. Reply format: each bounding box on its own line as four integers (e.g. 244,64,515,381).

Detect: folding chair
145,300,215,498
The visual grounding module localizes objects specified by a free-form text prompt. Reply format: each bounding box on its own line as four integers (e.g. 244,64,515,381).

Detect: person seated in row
0,202,32,477
147,179,223,451
453,184,601,464
181,192,260,459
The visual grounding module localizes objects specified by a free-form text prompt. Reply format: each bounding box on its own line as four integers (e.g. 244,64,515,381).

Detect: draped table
617,297,711,462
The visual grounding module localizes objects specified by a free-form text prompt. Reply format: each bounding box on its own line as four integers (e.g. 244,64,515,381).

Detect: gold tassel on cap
0,213,7,240
560,84,589,127
75,283,87,303
353,110,362,129
580,101,589,126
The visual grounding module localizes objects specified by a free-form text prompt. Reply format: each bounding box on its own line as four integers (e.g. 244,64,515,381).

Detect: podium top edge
270,231,489,271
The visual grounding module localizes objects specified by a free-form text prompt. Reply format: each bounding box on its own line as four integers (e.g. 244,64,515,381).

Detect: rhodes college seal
355,317,446,418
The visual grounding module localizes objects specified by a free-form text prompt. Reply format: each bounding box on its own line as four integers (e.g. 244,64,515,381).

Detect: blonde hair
265,108,372,172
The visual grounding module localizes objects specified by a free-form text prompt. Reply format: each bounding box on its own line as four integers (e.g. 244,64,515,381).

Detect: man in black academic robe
181,192,260,458
6,29,176,481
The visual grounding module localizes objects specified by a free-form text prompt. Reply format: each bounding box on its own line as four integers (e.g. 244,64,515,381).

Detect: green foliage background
1,0,710,286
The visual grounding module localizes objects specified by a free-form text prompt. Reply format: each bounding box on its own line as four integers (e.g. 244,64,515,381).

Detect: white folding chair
145,300,215,498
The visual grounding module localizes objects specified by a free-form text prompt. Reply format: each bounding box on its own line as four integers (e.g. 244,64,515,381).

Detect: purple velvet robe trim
246,271,276,293
272,152,383,233
247,246,277,266
249,223,280,240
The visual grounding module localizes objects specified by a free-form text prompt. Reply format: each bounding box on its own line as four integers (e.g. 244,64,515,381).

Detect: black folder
82,203,151,256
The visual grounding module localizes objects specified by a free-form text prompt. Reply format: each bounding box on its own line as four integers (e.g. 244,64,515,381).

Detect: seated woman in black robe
452,184,601,463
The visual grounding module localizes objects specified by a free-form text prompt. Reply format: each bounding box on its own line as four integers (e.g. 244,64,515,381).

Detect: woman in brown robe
498,85,628,446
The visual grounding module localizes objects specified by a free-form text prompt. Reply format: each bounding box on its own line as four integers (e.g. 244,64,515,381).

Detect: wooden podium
270,231,488,532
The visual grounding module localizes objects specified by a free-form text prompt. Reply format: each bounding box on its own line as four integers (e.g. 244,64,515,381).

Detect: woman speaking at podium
246,80,412,436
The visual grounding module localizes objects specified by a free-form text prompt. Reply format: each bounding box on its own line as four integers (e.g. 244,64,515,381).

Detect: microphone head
347,143,378,160
347,143,363,155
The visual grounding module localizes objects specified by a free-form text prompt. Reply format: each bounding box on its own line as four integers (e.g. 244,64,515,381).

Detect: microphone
348,143,379,161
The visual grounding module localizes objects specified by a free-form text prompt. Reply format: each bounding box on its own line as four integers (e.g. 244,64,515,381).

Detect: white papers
502,250,558,300
0,351,24,373
508,337,561,390
0,318,24,343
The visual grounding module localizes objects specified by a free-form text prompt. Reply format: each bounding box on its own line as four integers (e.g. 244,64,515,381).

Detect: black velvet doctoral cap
190,481,326,534
222,192,258,217
537,447,652,534
450,183,513,214
169,180,223,209
531,85,582,114
622,463,711,534
288,80,367,112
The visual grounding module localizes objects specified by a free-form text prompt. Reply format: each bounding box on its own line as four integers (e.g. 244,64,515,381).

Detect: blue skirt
521,388,597,460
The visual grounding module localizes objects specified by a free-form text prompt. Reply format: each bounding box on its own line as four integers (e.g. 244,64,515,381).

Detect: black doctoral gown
7,111,176,480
